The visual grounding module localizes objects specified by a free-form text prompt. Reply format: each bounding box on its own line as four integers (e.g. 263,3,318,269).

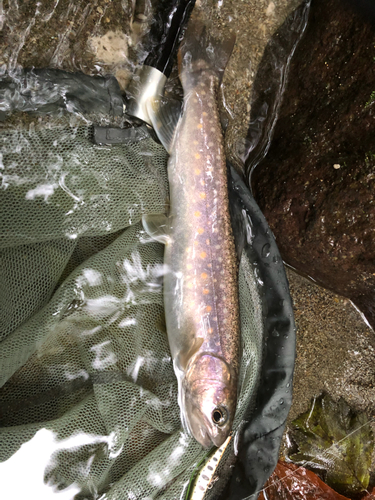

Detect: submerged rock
251,0,375,329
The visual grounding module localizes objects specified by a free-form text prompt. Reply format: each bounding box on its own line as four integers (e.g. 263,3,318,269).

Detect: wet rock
251,0,375,329
285,269,375,422
283,268,375,483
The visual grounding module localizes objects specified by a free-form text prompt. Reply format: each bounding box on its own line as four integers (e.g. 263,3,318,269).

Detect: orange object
258,461,350,500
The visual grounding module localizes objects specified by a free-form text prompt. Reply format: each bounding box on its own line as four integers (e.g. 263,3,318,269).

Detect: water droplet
242,209,255,244
280,399,284,405
254,267,264,286
286,383,290,388
271,328,280,337
61,298,85,319
261,243,271,258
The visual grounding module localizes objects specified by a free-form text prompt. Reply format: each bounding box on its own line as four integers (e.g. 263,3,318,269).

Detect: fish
143,12,240,449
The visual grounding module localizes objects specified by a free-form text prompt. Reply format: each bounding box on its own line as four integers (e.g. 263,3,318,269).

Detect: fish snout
182,376,235,449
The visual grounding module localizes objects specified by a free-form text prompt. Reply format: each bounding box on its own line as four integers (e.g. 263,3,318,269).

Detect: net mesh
0,113,264,499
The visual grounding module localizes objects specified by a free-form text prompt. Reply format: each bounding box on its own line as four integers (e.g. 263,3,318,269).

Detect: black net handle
144,0,196,78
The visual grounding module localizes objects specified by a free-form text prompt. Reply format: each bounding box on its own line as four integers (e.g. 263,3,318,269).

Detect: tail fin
178,9,235,87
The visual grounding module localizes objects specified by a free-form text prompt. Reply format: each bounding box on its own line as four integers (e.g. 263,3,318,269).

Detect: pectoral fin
177,337,204,371
142,213,172,245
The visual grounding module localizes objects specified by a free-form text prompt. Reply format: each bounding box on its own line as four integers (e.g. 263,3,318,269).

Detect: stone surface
286,269,375,421
283,268,375,478
251,0,375,330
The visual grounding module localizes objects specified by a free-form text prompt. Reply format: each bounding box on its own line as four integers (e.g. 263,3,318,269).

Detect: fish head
182,354,236,448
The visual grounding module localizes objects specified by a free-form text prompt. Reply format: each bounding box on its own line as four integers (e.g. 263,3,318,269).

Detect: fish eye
211,406,228,426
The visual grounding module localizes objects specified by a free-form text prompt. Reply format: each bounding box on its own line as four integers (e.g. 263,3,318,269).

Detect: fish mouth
184,400,230,449
182,398,213,448
211,435,227,448
194,419,230,448
196,426,214,449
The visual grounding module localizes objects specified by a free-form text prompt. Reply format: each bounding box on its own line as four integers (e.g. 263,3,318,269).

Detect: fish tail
178,9,235,88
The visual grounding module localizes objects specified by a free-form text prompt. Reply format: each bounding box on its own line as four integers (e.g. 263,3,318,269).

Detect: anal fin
146,97,182,153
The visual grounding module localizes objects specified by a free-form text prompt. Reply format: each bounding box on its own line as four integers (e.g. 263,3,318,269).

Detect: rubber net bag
0,70,294,500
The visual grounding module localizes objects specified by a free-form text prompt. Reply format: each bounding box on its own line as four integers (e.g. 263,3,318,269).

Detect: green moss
286,393,373,496
364,90,375,108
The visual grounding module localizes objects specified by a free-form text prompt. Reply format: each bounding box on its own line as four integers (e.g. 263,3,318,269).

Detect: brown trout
144,15,239,448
